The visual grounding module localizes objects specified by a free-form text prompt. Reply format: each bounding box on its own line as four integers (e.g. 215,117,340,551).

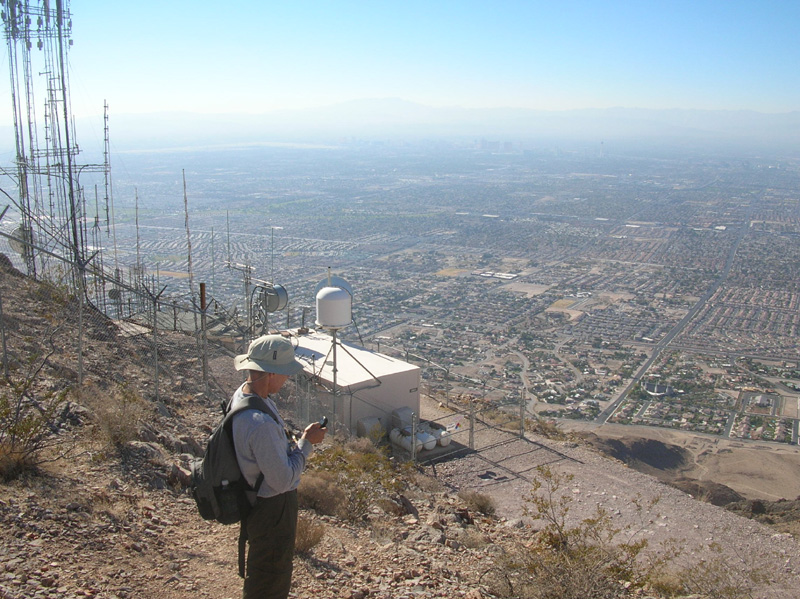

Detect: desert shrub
345,435,383,455
412,471,446,494
456,527,489,549
482,408,519,430
458,489,496,516
488,466,773,599
295,515,325,555
297,470,346,516
309,438,404,522
376,496,407,517
488,465,654,599
82,383,147,447
653,541,772,599
526,415,565,440
0,360,70,480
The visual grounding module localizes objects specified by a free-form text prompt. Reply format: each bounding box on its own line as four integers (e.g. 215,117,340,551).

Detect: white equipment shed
292,329,420,436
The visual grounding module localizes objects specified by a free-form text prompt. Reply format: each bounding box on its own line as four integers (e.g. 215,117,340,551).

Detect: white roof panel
292,330,419,392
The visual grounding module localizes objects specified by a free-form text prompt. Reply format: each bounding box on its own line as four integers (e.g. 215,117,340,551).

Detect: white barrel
390,428,422,452
416,431,437,451
434,429,451,447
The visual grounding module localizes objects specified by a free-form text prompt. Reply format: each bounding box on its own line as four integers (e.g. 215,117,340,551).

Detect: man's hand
302,421,327,445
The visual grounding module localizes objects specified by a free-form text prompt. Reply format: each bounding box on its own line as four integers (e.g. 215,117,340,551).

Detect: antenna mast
2,0,106,284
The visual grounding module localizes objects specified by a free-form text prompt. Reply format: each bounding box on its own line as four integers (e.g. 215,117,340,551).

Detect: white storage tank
389,428,423,453
414,430,437,451
357,416,385,440
391,407,415,430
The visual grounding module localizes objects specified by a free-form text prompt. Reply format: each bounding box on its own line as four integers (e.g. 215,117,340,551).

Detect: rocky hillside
1,260,799,599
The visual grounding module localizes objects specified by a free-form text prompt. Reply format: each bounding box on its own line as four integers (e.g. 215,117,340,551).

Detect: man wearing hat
230,333,326,599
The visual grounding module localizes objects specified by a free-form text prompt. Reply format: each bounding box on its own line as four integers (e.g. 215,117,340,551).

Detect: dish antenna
9,225,34,261
253,283,289,335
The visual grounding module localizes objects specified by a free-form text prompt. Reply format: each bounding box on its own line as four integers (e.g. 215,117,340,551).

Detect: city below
96,140,800,444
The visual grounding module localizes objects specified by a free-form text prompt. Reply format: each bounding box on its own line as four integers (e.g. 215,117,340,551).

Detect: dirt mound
574,430,800,529
726,498,800,523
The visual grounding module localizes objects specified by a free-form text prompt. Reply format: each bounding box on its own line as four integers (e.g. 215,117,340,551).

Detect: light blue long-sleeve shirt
230,384,313,498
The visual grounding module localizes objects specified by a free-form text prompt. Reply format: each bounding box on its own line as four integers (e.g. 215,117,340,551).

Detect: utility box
292,329,420,435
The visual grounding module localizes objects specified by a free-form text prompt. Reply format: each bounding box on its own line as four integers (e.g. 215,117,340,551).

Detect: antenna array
1,0,108,283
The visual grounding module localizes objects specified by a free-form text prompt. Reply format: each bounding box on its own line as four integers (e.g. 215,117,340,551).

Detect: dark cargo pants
243,490,297,599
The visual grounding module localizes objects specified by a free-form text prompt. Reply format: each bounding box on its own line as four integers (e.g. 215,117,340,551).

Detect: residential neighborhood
110,143,800,445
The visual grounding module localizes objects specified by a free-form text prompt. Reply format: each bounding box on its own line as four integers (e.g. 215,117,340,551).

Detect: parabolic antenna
253,283,289,333
259,283,289,313
9,225,33,256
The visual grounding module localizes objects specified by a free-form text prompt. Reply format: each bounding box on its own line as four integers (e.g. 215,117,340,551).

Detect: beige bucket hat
234,334,303,375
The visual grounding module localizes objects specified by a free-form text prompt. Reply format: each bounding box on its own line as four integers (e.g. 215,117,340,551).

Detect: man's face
266,373,290,394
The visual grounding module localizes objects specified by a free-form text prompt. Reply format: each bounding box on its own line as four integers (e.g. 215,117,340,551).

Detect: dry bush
295,515,325,555
376,496,407,517
345,435,383,455
458,489,496,516
0,442,37,481
309,439,404,522
480,408,566,440
488,465,655,599
482,408,518,430
653,541,772,599
526,416,565,440
487,465,770,599
81,383,147,448
478,460,777,599
456,527,489,549
0,364,70,480
412,471,446,494
297,470,346,516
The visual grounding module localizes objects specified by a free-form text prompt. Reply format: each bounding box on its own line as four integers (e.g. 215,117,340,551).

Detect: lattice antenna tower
2,0,107,282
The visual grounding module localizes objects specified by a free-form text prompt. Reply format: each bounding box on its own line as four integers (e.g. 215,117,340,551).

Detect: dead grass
295,514,325,555
80,383,148,448
297,470,346,516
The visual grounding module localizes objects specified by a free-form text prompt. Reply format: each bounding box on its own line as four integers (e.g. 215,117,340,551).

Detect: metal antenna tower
2,0,107,284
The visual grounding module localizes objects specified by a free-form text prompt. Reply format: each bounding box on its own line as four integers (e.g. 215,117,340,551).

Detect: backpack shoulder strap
224,393,281,495
226,393,281,424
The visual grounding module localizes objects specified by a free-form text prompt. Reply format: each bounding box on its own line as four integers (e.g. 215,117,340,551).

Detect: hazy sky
10,0,800,119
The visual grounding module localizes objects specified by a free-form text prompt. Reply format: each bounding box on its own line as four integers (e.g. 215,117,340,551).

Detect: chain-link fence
0,221,534,462
0,223,229,401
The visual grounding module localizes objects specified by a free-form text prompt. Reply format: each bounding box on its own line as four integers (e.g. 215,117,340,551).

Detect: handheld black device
319,416,328,428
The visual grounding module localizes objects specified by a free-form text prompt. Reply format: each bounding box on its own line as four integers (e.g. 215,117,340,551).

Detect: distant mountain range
4,99,800,155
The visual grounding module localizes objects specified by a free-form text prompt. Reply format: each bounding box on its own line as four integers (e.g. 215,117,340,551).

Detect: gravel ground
418,398,800,599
